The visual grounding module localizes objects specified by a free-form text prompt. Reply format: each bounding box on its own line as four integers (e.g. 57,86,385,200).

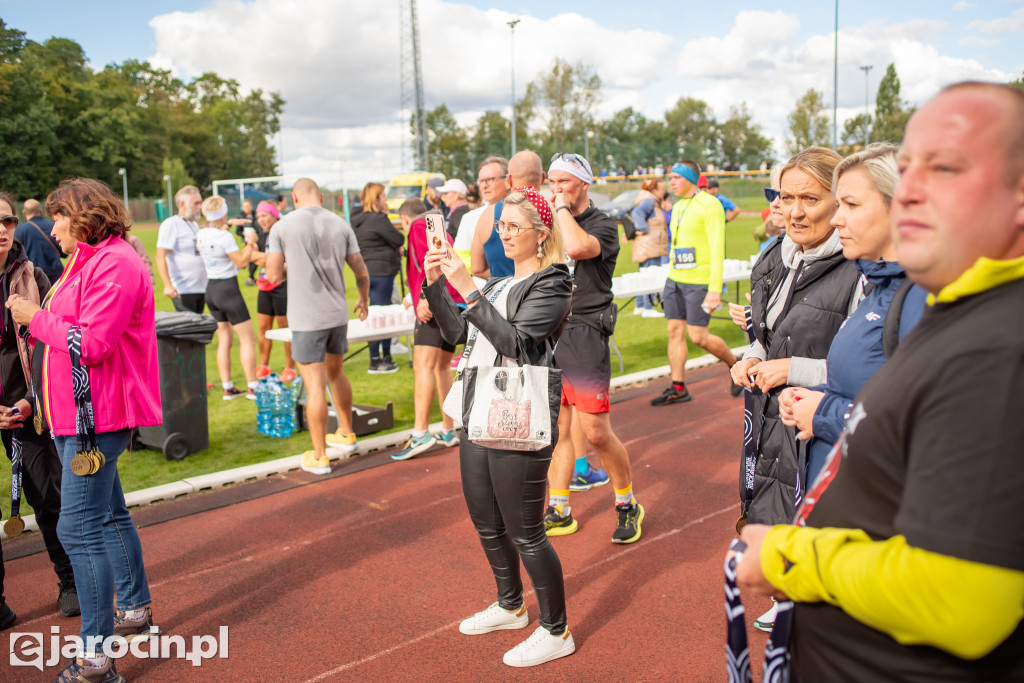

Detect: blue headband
670,163,699,185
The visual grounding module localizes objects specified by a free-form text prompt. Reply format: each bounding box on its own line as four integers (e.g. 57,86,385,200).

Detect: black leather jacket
425,263,573,366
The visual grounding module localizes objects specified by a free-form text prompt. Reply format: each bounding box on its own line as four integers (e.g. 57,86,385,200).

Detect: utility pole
833,0,839,150
118,168,128,213
508,19,520,157
399,0,427,170
860,64,873,147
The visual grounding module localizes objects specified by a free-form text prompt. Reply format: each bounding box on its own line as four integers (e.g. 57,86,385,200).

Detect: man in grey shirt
266,178,370,475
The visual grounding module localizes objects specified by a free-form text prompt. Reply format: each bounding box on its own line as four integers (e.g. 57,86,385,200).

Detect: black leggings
459,439,567,635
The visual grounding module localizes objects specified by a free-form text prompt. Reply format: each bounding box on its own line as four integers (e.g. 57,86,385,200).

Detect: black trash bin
137,311,218,461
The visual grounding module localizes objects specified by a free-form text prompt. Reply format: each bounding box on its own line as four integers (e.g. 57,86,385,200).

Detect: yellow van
385,171,445,224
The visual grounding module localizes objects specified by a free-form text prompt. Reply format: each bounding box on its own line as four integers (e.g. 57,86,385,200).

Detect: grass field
1,182,765,511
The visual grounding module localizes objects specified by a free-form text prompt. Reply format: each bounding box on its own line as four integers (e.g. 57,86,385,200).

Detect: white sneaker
641,309,665,318
503,625,575,667
632,307,645,315
754,600,777,632
458,602,528,635
391,340,409,355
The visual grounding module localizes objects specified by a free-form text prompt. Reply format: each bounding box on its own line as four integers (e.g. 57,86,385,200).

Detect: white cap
436,179,468,197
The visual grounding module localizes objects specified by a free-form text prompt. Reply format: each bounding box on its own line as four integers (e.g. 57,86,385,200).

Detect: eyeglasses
477,175,507,185
494,221,536,237
550,152,592,175
1,215,19,229
763,188,781,203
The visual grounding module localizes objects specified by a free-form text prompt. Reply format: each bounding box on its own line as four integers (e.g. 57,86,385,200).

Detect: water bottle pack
256,374,299,438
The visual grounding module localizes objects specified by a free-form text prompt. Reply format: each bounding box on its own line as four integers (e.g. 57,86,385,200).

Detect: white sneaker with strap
502,625,575,667
458,601,528,635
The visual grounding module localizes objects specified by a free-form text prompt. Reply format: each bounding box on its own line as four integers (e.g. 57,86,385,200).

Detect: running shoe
0,602,15,631
543,506,578,536
58,580,80,617
246,389,256,400
633,307,645,315
256,365,271,379
391,432,436,461
612,502,645,544
437,429,460,448
650,385,691,406
326,429,358,453
53,657,123,683
301,450,331,475
569,466,610,492
223,386,246,400
754,601,777,632
503,626,576,668
391,341,410,355
641,309,664,318
113,605,160,642
458,601,528,635
280,368,298,382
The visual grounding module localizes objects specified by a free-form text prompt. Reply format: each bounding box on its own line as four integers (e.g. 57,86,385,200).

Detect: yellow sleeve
707,201,726,293
761,525,1024,660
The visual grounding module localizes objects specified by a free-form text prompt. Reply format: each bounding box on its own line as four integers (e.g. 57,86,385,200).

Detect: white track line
302,503,739,682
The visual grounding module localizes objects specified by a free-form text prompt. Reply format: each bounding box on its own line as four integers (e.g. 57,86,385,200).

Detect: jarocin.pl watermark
10,626,229,670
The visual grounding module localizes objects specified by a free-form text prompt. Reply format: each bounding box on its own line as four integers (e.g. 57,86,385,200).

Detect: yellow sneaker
325,429,358,453
301,450,330,475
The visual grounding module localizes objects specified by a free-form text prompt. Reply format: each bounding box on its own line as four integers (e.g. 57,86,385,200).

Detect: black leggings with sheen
459,438,567,635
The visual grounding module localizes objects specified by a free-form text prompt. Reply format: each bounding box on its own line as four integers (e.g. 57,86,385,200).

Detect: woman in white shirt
197,196,259,399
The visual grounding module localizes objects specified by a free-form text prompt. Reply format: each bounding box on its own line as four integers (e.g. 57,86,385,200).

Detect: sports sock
672,381,686,392
222,381,235,390
412,429,427,439
247,381,258,391
614,484,635,506
574,456,589,475
549,489,571,516
121,607,147,621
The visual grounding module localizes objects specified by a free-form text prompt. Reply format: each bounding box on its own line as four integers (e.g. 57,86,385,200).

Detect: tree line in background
0,20,283,201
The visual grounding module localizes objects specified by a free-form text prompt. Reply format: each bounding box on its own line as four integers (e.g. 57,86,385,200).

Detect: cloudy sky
4,0,1023,189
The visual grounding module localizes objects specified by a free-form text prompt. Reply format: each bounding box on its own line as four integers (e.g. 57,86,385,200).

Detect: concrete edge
1,345,749,540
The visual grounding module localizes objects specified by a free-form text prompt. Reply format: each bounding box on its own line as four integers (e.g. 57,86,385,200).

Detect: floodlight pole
118,168,128,210
860,64,873,147
163,174,172,208
508,19,520,157
585,130,594,161
833,0,839,150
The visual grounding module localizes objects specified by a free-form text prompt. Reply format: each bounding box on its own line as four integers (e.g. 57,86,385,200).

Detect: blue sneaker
391,432,437,461
437,429,460,448
569,466,610,491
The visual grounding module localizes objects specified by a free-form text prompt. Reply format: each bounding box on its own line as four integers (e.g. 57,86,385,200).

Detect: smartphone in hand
424,213,451,257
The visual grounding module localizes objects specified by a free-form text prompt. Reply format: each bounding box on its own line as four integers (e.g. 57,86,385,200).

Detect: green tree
420,104,471,179
521,58,601,159
468,110,511,169
872,63,912,143
716,103,773,169
841,113,872,147
664,97,716,165
786,89,831,155
1009,71,1024,90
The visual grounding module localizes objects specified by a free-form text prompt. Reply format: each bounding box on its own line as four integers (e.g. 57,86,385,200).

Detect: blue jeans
368,275,395,359
55,429,151,644
636,257,663,310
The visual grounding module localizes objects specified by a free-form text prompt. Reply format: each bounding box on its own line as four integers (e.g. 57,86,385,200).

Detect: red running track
2,365,774,681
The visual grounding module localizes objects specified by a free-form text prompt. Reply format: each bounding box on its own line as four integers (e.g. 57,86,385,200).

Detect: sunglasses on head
763,188,781,203
1,215,19,229
550,152,592,172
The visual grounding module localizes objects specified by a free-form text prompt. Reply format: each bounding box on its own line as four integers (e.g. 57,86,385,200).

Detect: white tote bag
460,363,560,451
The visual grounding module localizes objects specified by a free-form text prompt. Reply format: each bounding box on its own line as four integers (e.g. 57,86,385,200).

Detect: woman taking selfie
422,187,574,668
7,178,162,683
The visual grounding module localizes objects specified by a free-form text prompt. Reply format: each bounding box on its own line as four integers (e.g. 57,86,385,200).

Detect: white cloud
966,6,1024,35
953,1,975,10
958,35,999,47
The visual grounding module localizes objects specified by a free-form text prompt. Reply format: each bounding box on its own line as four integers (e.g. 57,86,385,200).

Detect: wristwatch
556,205,572,214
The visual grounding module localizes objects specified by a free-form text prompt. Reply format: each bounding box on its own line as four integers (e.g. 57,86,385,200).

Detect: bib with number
672,247,697,270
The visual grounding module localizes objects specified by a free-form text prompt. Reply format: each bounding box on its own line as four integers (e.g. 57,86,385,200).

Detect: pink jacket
30,235,161,436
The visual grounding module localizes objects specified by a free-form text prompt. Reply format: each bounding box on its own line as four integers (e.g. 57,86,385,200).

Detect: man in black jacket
14,199,65,283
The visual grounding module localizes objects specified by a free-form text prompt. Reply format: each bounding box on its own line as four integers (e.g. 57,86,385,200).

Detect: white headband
203,205,228,222
548,155,593,185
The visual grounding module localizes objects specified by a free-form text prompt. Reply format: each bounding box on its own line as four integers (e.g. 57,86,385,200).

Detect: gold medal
92,448,105,470
735,511,748,534
4,516,24,537
70,451,96,476
33,413,43,435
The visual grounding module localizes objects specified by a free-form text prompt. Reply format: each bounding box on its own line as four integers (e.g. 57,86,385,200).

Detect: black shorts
663,280,712,326
257,285,288,317
206,277,251,325
173,292,206,314
553,323,611,414
414,316,456,352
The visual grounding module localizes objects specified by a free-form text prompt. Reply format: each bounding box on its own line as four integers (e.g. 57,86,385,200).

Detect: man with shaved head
15,198,65,283
735,82,1024,679
469,151,545,278
266,178,370,475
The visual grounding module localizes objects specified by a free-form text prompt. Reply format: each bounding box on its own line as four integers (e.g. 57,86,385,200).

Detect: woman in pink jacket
8,178,162,683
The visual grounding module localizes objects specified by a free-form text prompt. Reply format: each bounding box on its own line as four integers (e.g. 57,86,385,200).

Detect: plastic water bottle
255,378,272,435
269,376,294,438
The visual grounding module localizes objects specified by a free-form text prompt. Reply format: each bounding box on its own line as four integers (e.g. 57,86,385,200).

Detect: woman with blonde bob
729,147,861,630
422,187,576,668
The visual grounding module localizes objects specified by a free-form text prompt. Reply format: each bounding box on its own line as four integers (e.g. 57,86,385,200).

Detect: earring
537,241,544,260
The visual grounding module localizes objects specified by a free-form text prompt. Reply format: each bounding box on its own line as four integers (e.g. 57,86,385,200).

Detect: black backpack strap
883,278,915,359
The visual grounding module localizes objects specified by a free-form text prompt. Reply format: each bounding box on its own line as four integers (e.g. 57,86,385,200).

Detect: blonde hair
503,191,566,269
201,195,226,215
361,182,386,213
780,146,843,193
833,142,900,205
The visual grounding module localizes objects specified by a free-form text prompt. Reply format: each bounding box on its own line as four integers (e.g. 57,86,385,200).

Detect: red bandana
513,186,553,229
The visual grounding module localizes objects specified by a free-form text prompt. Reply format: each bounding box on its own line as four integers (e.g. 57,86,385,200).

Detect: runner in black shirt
543,153,645,545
